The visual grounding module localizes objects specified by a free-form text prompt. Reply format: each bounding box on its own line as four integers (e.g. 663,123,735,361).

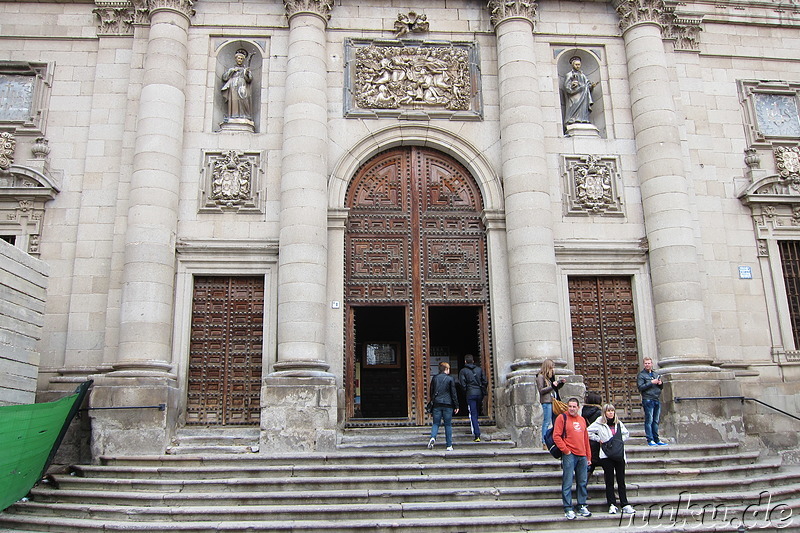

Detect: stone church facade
1,0,799,460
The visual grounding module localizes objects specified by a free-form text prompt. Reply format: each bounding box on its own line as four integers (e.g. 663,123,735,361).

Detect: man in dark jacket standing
637,357,667,446
459,354,488,442
428,361,459,451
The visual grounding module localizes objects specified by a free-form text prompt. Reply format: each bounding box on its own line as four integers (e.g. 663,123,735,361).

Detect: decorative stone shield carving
200,150,263,213
562,154,624,216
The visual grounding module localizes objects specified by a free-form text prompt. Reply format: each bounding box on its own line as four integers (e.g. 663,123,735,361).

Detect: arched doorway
344,146,492,425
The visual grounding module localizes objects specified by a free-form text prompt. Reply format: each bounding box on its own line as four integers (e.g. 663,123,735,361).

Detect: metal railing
674,395,800,422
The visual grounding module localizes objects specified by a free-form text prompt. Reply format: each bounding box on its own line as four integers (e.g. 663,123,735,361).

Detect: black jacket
430,372,459,409
459,364,488,398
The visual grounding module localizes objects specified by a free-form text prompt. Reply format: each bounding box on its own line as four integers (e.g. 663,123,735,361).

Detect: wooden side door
186,275,264,425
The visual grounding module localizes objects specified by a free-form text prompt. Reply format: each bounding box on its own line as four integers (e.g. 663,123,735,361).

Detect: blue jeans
430,406,454,447
642,398,661,443
466,395,482,438
541,402,553,444
561,453,588,511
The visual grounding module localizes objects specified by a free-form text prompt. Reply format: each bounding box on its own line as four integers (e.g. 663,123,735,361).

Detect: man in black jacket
637,357,667,446
459,354,488,442
427,362,459,451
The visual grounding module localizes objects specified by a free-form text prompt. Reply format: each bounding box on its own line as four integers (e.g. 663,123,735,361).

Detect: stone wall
0,241,47,405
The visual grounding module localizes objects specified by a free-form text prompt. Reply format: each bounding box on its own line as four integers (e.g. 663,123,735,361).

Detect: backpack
544,413,568,459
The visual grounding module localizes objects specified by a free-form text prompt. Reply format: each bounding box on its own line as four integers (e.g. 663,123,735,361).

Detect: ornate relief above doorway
344,146,492,426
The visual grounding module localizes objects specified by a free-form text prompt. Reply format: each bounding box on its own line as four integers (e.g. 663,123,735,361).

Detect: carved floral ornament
394,12,429,39
0,132,15,170
487,0,538,27
284,0,333,21
739,146,800,238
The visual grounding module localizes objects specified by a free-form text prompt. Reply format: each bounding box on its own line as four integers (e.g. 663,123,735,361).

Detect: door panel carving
345,147,491,424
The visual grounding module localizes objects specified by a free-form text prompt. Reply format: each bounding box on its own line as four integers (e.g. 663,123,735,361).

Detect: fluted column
614,0,715,374
114,0,193,373
89,0,193,457
488,0,561,366
488,0,564,447
260,0,336,453
273,0,332,375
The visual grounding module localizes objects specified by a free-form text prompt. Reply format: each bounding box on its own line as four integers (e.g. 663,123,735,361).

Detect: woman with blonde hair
536,358,565,449
587,403,635,515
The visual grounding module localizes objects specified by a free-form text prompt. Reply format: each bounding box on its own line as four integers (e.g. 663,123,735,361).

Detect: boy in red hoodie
553,397,592,520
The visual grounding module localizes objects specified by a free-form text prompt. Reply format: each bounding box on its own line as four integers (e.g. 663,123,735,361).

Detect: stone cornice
487,0,538,29
284,0,333,23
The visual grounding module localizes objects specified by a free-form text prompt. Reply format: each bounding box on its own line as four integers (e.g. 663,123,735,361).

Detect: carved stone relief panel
562,154,624,216
739,80,800,149
93,1,136,36
0,62,52,135
344,39,482,120
199,150,263,213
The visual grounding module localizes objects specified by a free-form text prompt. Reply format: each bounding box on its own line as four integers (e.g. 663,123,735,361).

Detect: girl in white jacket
587,404,635,515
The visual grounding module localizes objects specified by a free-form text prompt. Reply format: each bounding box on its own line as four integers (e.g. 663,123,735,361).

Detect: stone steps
2,425,799,532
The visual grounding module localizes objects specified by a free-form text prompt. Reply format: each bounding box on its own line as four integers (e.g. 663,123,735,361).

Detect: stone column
89,0,194,457
614,0,741,443
488,0,564,446
260,0,336,452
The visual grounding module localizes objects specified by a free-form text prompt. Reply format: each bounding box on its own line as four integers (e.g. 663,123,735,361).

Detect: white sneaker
577,505,592,517
427,438,435,449
622,505,636,514
564,509,576,520
608,504,619,514
445,446,454,451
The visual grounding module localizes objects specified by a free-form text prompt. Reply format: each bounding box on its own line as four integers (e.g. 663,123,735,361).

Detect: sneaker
608,504,619,514
564,510,576,520
427,438,435,449
622,505,636,514
578,505,592,517
656,441,669,446
445,446,454,451
474,437,481,442
647,440,658,446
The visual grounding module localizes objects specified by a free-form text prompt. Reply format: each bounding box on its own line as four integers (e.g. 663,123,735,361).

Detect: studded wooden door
345,147,491,425
186,275,264,425
569,276,643,421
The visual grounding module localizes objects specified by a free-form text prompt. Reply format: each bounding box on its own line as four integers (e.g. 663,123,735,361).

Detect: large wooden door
569,276,643,421
186,276,264,425
345,147,491,425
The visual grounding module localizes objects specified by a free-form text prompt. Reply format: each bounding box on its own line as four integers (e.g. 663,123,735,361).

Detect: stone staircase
2,425,800,532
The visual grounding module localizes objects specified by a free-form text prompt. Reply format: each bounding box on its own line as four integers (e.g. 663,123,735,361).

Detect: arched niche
214,40,264,133
556,48,606,138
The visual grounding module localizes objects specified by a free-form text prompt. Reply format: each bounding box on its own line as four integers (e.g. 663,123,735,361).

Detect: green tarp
0,381,90,511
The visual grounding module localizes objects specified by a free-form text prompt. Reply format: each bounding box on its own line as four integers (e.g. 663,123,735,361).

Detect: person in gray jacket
428,361,459,451
637,357,667,446
459,354,488,442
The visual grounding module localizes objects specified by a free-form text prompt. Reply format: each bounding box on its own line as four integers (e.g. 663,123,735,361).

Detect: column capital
487,0,537,30
613,0,665,33
129,0,195,24
284,0,333,23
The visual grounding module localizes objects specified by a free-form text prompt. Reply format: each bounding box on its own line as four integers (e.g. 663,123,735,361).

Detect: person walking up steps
459,354,488,442
427,361,459,451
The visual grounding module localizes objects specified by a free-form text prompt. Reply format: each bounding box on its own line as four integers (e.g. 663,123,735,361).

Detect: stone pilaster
488,0,564,444
261,0,336,452
90,0,192,457
615,0,737,443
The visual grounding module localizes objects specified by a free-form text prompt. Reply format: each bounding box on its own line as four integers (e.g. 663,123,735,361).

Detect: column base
260,372,337,453
88,372,179,460
660,371,744,444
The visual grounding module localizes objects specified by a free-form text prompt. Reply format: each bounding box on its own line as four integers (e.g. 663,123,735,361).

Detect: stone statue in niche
220,49,254,132
563,56,596,126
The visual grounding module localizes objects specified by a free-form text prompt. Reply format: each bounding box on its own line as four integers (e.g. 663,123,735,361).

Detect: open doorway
352,306,407,419
428,306,487,419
